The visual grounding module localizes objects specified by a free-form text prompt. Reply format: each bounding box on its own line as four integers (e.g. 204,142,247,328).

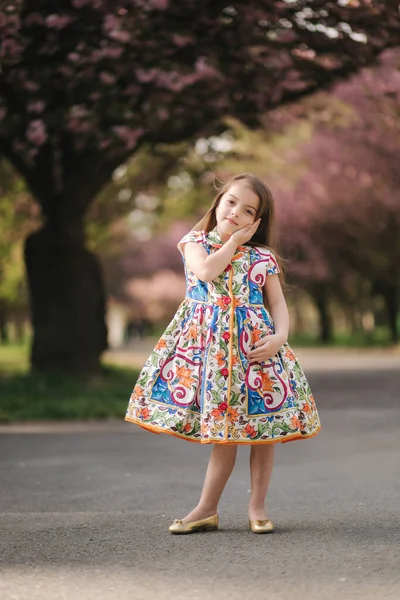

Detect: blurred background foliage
1,47,399,350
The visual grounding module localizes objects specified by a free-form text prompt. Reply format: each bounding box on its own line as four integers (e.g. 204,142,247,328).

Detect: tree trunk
382,284,399,344
0,301,9,343
311,287,333,344
25,224,108,374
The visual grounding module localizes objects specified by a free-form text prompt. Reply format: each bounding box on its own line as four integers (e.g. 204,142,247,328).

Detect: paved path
1,349,399,599
104,342,400,372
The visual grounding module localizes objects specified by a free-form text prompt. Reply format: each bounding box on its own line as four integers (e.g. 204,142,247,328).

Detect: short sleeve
265,250,280,276
177,230,207,255
255,247,280,276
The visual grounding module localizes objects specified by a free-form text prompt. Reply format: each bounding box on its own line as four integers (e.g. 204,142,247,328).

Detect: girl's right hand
231,219,261,245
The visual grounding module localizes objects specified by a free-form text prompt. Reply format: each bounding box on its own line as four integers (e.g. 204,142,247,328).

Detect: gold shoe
168,514,219,534
249,518,274,534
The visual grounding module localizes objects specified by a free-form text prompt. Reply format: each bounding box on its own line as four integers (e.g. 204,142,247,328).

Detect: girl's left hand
247,334,285,363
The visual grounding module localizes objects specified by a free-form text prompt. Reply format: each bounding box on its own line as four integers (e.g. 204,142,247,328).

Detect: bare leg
182,444,237,522
248,445,275,521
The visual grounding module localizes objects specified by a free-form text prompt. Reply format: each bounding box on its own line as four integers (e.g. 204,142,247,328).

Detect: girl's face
215,181,260,237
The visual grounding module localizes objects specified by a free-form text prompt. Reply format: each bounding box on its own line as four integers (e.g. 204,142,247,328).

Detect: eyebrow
229,193,257,211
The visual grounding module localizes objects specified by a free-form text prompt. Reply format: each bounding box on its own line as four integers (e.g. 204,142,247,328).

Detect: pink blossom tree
276,49,400,342
1,1,400,372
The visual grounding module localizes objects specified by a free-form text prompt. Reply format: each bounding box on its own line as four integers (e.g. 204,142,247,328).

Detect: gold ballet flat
249,518,274,534
168,513,219,534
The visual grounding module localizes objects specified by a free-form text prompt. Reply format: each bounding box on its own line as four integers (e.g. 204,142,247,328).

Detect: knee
213,443,237,456
251,444,275,458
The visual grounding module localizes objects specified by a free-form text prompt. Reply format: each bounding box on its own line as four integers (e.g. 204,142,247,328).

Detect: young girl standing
125,173,321,534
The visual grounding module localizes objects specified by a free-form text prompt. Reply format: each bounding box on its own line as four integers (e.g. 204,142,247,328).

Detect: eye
246,209,254,215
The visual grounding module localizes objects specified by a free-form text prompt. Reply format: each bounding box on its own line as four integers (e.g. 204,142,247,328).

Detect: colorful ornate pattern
125,227,321,444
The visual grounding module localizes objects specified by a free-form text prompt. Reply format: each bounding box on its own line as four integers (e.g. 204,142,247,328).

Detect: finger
248,351,268,361
246,219,260,232
249,343,271,355
248,355,268,363
256,338,272,348
249,348,268,357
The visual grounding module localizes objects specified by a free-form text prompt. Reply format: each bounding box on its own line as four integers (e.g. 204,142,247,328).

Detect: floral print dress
125,227,321,444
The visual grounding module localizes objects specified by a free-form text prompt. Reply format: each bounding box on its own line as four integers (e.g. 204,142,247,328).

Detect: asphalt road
1,349,399,600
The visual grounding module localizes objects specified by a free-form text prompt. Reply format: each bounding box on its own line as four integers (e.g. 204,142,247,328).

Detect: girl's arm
184,238,238,282
184,220,261,282
247,274,289,362
264,274,289,343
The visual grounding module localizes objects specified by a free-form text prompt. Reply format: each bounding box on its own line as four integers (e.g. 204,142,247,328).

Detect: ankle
197,503,218,515
182,505,218,523
248,504,267,518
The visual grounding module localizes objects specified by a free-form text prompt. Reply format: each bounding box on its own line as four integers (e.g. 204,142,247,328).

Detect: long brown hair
192,173,285,284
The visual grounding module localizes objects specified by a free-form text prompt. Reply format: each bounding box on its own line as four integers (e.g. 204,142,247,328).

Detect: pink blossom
0,38,23,59
151,0,169,9
24,80,39,93
58,65,74,78
125,84,141,95
26,120,48,146
136,68,156,83
103,15,120,33
195,57,219,79
25,12,45,27
172,35,192,48
108,29,130,43
67,118,91,134
100,139,112,150
156,107,169,121
27,101,46,114
68,52,80,63
102,46,124,59
99,72,117,85
46,14,73,29
12,140,27,154
113,126,144,149
69,105,89,118
28,146,39,159
72,0,90,7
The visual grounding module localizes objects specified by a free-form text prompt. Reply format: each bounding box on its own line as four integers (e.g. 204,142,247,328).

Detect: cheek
217,202,228,216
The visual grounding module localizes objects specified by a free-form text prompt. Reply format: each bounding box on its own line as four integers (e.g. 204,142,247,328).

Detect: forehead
225,182,259,208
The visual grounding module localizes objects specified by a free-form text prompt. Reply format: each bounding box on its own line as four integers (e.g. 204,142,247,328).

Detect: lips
226,217,237,225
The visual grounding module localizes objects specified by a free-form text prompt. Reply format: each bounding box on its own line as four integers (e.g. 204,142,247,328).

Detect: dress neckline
206,227,248,251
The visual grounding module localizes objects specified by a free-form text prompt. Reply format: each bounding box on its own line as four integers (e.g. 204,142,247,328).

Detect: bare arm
247,274,289,361
264,274,289,344
183,219,261,283
184,238,238,282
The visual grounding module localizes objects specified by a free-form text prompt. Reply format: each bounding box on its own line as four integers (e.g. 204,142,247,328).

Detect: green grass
0,345,138,423
0,343,30,374
289,327,395,348
0,327,396,423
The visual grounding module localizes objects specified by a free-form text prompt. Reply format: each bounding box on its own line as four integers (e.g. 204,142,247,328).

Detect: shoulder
252,246,280,275
177,230,208,254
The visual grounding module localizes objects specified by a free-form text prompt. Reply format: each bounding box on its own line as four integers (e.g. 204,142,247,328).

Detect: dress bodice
177,227,280,306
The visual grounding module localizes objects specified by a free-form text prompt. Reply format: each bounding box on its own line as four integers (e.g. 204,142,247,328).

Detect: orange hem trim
125,417,321,445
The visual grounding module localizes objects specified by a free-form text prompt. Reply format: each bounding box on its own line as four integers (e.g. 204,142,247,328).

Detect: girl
125,173,321,534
